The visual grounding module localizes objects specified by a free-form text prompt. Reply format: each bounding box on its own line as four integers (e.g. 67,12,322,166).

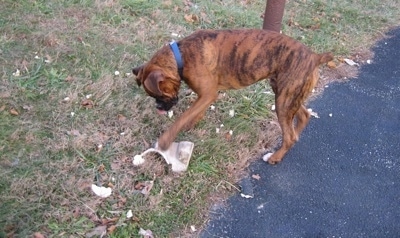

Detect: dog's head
132,64,180,114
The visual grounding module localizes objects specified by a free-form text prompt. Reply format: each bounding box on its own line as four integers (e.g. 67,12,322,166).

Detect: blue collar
169,41,184,79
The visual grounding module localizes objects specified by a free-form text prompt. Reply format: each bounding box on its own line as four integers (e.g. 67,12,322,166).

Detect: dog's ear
143,70,164,97
132,65,145,86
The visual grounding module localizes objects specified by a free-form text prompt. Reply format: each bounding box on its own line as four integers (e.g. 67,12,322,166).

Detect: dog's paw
157,134,173,151
262,152,280,165
157,140,169,151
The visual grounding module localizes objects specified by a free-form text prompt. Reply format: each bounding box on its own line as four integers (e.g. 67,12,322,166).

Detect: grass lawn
1,0,399,237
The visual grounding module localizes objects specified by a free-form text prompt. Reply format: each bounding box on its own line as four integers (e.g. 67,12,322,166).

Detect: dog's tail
316,52,334,65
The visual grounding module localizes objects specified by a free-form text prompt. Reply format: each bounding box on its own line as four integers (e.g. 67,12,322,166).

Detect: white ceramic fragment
91,184,112,198
133,141,194,172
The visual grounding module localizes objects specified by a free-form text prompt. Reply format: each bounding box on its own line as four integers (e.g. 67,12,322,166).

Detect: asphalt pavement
201,27,400,238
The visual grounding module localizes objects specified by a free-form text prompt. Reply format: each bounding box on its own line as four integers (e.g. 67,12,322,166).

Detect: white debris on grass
126,210,133,218
168,110,174,118
229,109,235,117
344,58,359,66
133,154,145,166
139,228,154,238
12,69,21,77
91,184,112,198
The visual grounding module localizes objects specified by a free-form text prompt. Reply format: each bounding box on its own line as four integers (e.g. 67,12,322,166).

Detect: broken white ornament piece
133,141,194,172
91,184,112,198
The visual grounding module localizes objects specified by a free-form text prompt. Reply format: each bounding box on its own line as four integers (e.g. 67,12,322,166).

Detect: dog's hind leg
266,93,300,164
294,105,310,136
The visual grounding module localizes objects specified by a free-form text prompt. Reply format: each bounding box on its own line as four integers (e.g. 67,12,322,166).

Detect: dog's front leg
158,93,218,150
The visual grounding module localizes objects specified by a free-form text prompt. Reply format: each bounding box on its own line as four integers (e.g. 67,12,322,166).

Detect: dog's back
178,29,331,90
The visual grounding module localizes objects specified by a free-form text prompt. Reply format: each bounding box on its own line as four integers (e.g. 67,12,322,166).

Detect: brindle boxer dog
132,29,333,164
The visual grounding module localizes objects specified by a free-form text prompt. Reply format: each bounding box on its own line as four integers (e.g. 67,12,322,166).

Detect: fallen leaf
140,181,154,196
252,174,261,180
65,75,74,82
134,181,154,196
100,217,119,225
9,108,19,116
107,225,117,233
86,225,107,238
81,99,94,109
117,114,127,121
0,105,6,112
309,23,321,30
184,14,199,23
224,130,233,140
32,232,45,238
327,61,336,69
131,216,140,223
98,164,105,172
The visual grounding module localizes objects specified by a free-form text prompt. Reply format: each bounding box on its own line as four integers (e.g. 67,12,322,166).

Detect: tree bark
262,0,286,32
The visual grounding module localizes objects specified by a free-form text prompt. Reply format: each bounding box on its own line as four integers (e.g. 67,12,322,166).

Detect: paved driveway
201,27,400,238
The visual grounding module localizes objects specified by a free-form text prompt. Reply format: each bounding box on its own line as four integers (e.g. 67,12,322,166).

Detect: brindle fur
133,29,333,164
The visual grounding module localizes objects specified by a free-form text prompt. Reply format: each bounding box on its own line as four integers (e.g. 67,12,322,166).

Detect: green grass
1,0,399,237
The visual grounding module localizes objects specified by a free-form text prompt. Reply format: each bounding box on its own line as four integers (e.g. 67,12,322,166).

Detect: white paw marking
262,153,273,162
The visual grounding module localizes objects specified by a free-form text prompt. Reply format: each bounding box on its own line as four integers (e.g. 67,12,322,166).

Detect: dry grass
1,0,400,237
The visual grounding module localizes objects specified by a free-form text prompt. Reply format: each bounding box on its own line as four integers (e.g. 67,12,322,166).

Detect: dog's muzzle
155,97,178,113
